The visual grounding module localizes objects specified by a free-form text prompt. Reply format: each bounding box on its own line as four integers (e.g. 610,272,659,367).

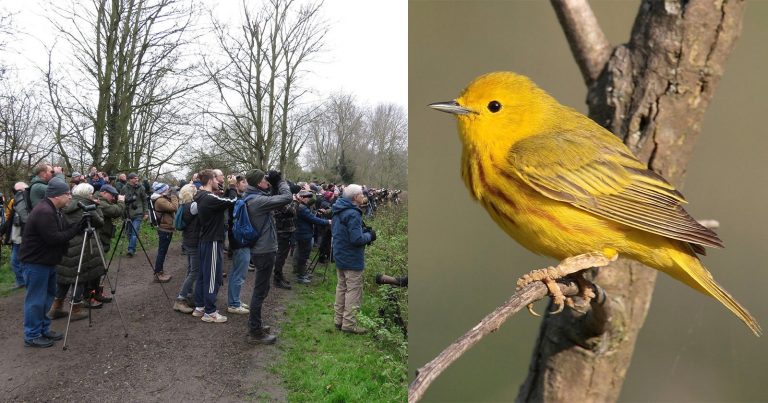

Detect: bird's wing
506,131,723,249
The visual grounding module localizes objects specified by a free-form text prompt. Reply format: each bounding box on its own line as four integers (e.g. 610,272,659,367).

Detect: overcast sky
0,0,408,108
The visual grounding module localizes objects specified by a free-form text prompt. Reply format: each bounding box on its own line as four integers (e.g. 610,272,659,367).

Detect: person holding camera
150,182,177,283
19,177,87,348
192,169,237,323
244,169,292,344
119,173,148,257
93,184,125,302
271,185,300,290
294,190,331,284
49,183,106,318
331,184,375,334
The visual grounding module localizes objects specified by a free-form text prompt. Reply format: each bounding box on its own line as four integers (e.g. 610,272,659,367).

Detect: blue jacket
295,203,329,240
331,198,372,271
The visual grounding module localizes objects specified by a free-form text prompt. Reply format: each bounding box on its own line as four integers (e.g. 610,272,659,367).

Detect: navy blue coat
331,198,372,271
296,203,329,240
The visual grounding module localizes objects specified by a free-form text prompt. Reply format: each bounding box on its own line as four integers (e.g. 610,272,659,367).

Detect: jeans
273,232,293,281
22,263,56,341
293,238,313,278
178,245,199,301
248,252,275,332
154,231,173,273
127,216,143,253
228,247,250,307
11,243,24,286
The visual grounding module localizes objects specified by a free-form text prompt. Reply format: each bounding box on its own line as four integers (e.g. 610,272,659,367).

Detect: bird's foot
516,252,616,316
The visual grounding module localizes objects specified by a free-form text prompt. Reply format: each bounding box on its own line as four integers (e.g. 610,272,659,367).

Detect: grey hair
72,183,94,197
342,184,363,200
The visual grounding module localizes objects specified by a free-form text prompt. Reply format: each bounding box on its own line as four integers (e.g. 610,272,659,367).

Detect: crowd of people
1,162,386,348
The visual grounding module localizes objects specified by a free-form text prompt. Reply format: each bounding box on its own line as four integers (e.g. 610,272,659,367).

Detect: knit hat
45,177,70,198
246,169,265,187
127,172,138,179
71,171,82,178
152,182,170,194
100,184,119,197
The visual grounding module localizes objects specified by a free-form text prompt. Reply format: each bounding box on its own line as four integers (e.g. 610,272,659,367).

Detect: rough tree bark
517,1,746,401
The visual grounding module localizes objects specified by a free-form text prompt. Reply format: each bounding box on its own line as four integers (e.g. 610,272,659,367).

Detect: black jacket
194,189,235,242
19,198,80,266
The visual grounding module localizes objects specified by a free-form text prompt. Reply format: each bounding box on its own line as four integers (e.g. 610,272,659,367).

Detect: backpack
232,194,269,247
174,203,186,231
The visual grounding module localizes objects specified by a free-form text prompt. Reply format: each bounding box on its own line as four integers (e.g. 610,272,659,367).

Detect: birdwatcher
119,172,148,257
331,184,375,334
28,163,66,209
18,177,84,348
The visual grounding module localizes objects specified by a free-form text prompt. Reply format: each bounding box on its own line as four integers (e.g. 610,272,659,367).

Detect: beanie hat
100,184,119,197
127,172,138,179
152,182,170,194
246,169,265,187
45,177,70,198
71,171,82,178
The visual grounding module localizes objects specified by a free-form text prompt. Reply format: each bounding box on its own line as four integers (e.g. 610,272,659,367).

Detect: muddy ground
0,241,291,402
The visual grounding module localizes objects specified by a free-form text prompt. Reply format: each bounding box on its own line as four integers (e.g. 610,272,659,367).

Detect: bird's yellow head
430,71,556,153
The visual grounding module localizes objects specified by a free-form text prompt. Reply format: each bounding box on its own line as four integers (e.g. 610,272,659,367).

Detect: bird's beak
429,100,475,115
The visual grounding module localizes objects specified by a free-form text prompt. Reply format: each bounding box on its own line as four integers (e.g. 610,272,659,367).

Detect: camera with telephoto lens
124,194,138,205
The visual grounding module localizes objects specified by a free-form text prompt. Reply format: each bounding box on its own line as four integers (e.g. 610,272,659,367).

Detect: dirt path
0,240,291,402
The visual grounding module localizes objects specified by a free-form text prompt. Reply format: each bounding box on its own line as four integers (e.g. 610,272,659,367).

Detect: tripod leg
91,228,129,338
132,221,173,306
63,227,91,351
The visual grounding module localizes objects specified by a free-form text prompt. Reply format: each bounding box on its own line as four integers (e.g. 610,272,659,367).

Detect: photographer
93,184,125,302
19,177,85,348
2,183,29,289
244,169,292,344
331,184,375,334
50,183,106,318
294,190,331,284
119,173,148,257
150,182,177,283
271,183,300,290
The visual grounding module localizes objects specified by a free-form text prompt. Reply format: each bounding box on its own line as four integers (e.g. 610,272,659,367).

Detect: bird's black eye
487,100,502,113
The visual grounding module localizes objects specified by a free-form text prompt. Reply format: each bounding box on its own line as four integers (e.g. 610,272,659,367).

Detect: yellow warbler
430,71,760,336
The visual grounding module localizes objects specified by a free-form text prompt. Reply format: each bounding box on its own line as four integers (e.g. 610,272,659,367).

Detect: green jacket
55,195,106,285
28,173,65,209
120,183,147,218
97,194,125,252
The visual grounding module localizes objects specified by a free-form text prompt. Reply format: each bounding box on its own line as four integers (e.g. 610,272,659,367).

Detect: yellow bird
430,71,761,336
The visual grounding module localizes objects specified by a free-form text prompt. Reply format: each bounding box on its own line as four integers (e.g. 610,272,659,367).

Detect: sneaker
274,278,292,290
85,298,103,309
247,330,277,345
42,330,64,341
173,300,193,314
24,336,54,348
296,276,311,284
227,305,249,315
192,307,205,317
154,272,172,283
202,311,227,323
240,303,249,309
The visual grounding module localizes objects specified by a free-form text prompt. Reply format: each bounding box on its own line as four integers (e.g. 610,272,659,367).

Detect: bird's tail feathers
668,250,761,337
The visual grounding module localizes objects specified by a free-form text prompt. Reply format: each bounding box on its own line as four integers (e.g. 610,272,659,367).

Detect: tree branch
408,254,613,402
550,0,611,85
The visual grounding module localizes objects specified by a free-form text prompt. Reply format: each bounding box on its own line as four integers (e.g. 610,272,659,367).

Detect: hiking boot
47,298,67,320
42,330,64,341
192,307,205,317
247,329,277,345
24,336,54,348
274,278,292,290
154,272,172,283
227,305,249,315
94,286,113,303
341,326,368,335
201,311,227,323
70,302,88,321
173,300,193,314
85,298,103,309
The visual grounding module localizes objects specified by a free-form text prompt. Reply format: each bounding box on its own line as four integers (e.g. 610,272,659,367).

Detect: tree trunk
517,1,746,401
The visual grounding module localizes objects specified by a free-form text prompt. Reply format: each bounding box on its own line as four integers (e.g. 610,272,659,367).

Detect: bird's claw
526,303,541,317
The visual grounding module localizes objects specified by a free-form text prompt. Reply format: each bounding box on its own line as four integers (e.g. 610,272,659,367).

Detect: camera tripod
306,242,332,283
104,210,173,306
62,211,128,350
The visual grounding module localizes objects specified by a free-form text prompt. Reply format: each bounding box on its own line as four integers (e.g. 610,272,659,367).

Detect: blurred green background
408,1,768,401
